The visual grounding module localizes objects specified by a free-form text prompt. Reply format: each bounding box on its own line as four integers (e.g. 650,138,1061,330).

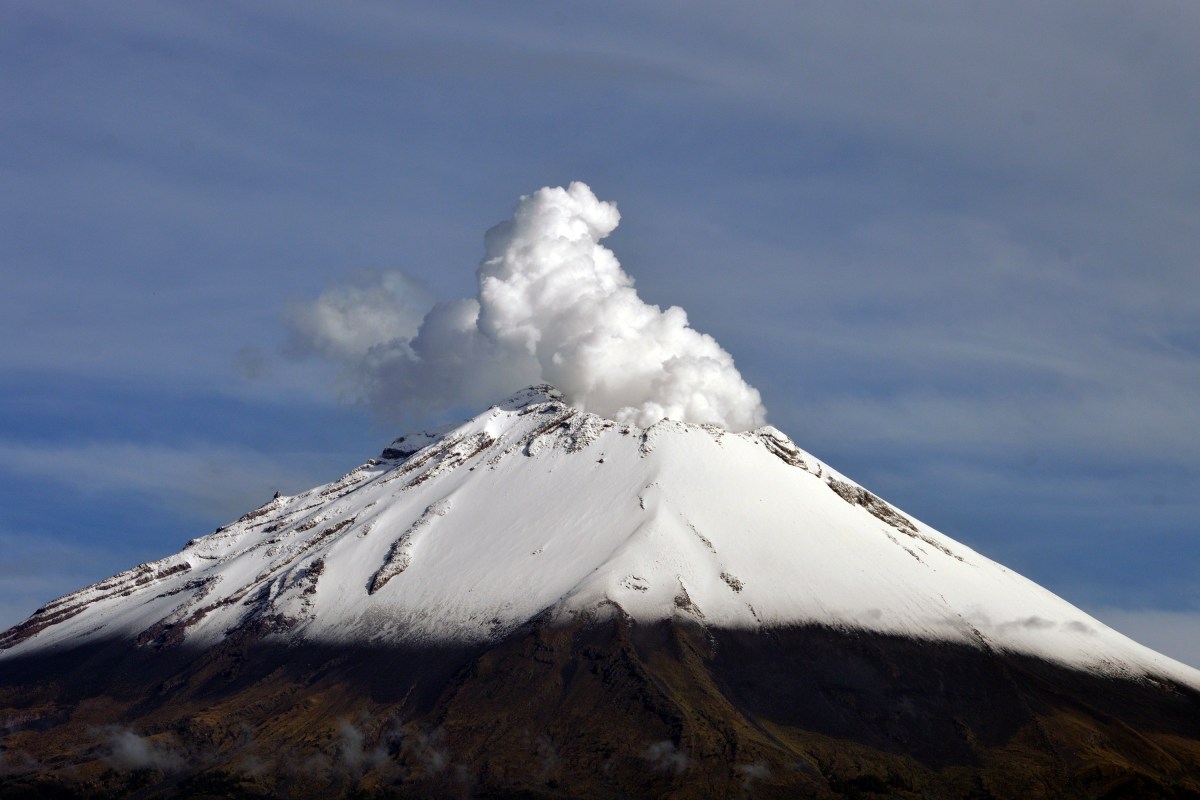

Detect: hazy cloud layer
286,182,766,430
285,272,433,364
104,728,185,772
336,719,389,778
643,740,690,774
0,530,131,631
1089,609,1200,672
0,440,335,522
2,2,1197,660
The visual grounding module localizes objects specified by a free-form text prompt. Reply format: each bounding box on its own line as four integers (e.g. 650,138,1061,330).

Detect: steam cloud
642,740,689,774
337,719,389,777
286,182,766,431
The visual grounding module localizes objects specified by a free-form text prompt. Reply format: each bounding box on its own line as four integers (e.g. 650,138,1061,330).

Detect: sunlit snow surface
4,385,1197,690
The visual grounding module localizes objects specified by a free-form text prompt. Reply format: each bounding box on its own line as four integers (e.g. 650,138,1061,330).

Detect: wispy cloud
335,718,389,778
0,530,123,629
103,727,186,772
719,211,1200,467
0,438,352,629
737,761,770,793
643,740,689,774
0,440,340,521
1,1,1197,653
1088,608,1200,671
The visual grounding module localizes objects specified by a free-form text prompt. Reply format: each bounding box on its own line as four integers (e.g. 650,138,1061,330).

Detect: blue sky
2,2,1198,666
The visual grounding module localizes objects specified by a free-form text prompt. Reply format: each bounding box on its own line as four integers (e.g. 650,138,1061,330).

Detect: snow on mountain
3,385,1197,691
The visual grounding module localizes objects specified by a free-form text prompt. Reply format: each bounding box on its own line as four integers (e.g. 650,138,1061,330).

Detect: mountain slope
3,618,1200,799
3,385,1197,693
2,388,1200,695
4,386,1200,798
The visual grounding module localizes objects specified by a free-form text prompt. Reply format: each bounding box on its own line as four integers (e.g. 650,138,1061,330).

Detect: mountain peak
495,383,565,410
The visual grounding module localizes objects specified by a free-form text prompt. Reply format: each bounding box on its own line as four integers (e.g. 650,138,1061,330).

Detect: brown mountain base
2,620,1199,798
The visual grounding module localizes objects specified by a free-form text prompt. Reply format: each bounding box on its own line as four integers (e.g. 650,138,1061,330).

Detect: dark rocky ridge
2,619,1200,799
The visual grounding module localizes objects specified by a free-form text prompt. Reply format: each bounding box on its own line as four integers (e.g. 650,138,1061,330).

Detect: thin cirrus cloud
0,2,1197,660
0,440,330,521
0,440,343,629
1088,609,1200,673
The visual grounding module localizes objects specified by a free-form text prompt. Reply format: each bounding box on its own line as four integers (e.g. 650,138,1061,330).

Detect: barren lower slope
2,618,1200,799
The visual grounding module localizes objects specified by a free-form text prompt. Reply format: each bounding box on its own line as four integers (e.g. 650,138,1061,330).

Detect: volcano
2,385,1199,799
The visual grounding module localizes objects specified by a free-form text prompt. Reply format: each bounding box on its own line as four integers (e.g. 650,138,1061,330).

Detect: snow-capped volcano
3,385,1196,690
6,385,1200,799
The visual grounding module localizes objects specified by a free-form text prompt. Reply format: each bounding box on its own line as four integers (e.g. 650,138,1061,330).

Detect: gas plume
286,182,765,431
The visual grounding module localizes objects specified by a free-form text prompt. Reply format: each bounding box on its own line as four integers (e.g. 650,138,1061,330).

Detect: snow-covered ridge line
2,385,1198,693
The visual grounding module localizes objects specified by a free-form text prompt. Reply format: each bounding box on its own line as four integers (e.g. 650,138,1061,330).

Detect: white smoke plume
285,271,432,363
285,182,766,431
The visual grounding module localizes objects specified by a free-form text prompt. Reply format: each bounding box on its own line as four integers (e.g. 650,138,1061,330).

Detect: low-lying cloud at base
285,182,766,432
